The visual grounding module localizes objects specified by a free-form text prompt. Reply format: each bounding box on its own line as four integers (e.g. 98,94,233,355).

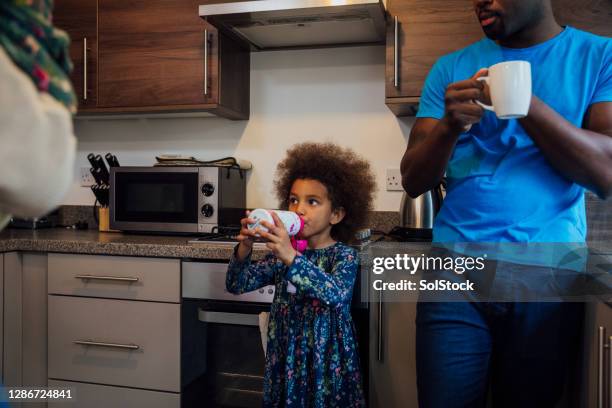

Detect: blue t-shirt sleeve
416,57,450,120
591,41,612,104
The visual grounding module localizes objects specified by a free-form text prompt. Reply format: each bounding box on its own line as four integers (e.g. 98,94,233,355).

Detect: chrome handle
83,37,88,101
599,326,606,408
74,340,140,350
204,29,209,96
198,309,259,327
75,275,139,283
393,16,399,89
377,290,383,361
609,335,612,408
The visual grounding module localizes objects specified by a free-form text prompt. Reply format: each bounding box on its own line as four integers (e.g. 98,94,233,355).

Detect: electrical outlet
386,168,403,191
80,167,95,187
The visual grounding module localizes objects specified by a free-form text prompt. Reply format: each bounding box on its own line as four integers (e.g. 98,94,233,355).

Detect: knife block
98,207,118,232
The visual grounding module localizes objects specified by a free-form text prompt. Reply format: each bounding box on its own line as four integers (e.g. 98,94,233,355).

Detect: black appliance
180,258,370,408
182,261,274,407
9,209,59,229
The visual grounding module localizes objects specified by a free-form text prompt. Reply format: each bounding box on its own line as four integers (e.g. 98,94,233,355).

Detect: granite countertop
1,227,610,261
0,228,265,260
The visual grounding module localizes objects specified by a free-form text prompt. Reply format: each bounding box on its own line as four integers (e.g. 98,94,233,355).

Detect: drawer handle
74,340,140,350
393,15,399,89
599,326,607,408
83,37,88,101
75,275,139,283
204,29,210,96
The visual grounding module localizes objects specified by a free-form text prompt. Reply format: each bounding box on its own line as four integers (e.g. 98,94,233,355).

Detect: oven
181,261,274,408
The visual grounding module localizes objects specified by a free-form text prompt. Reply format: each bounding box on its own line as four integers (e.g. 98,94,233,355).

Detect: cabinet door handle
377,290,383,361
393,16,399,89
609,335,612,408
599,326,606,408
83,37,88,101
204,29,209,96
74,339,140,350
75,275,139,283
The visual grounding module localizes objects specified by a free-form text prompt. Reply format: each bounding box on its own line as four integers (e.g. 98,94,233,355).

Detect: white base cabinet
3,252,48,408
47,380,180,408
46,253,182,407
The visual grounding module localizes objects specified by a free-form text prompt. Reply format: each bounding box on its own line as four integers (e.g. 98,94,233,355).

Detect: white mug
476,60,532,119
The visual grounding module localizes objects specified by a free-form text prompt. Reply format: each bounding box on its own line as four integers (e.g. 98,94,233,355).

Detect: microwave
110,166,246,234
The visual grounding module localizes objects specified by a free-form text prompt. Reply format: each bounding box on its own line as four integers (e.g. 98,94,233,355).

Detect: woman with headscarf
0,0,77,230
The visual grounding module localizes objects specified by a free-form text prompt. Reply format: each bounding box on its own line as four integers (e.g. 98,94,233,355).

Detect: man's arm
519,99,612,199
401,70,487,198
400,118,458,197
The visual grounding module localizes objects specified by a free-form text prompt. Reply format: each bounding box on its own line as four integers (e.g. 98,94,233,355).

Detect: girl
226,142,376,408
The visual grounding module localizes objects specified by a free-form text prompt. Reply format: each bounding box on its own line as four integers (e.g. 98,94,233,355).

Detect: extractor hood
198,0,387,51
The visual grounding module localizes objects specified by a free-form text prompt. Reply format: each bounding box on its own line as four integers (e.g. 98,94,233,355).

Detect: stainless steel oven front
182,261,274,408
110,166,245,234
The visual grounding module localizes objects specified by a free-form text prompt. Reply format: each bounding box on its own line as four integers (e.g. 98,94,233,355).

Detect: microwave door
111,169,200,233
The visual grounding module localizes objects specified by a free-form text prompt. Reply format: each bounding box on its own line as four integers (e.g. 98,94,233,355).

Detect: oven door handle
198,309,260,327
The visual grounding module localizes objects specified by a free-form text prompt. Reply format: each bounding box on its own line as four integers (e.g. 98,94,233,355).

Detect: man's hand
235,211,257,261
255,212,297,266
442,68,488,133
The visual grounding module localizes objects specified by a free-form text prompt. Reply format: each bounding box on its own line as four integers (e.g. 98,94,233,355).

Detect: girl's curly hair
274,142,376,243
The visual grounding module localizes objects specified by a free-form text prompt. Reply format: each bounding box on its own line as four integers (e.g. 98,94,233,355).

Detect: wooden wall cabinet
53,0,98,110
385,0,612,116
54,0,250,119
385,0,482,116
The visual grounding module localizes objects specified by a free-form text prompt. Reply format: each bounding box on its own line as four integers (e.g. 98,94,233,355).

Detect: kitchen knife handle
101,185,109,207
105,153,120,168
90,185,102,203
74,339,139,350
204,29,209,96
95,154,110,183
105,153,116,168
83,37,88,101
90,168,102,185
96,168,105,185
394,16,399,89
87,153,97,169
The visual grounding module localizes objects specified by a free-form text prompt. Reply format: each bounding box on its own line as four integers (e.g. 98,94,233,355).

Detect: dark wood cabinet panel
53,0,249,119
98,0,215,108
385,0,482,99
216,31,250,118
385,0,612,116
53,0,98,109
552,0,612,37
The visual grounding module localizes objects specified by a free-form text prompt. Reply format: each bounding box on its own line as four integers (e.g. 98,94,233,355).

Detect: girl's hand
236,211,258,260
256,212,297,266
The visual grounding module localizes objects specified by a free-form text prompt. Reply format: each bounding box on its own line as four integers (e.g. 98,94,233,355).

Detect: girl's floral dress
226,242,365,408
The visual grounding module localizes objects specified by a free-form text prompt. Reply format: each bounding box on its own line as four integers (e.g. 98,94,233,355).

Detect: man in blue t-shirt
400,0,612,406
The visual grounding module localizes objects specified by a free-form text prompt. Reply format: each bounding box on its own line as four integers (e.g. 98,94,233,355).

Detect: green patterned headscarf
0,0,76,113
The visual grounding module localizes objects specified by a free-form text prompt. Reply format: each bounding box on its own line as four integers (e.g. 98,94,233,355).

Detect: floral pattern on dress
227,242,366,408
